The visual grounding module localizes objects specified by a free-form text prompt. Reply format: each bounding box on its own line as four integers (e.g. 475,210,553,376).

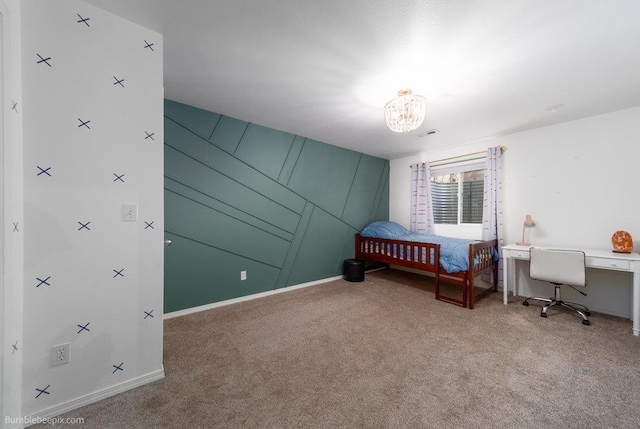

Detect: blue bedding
360,221,496,273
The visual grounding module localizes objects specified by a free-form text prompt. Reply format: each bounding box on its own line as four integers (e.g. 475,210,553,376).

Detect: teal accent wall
164,99,389,313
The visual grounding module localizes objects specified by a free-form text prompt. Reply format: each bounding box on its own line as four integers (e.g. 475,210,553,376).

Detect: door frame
1,0,23,426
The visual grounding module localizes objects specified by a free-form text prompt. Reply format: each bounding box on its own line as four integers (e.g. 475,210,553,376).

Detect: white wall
501,107,640,251
20,0,164,419
390,106,640,318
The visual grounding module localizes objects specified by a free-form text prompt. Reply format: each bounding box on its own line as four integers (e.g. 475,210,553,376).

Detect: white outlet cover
51,343,71,366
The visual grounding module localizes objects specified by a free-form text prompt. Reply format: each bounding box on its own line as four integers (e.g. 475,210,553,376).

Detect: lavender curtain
410,163,435,234
482,146,504,285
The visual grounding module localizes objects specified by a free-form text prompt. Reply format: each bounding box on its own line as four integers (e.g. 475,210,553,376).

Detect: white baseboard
26,369,164,426
164,275,348,319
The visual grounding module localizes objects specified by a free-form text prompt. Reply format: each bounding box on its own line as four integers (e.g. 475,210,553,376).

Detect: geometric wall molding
164,99,389,313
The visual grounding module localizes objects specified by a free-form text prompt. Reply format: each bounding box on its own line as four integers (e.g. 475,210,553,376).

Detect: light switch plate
122,204,138,222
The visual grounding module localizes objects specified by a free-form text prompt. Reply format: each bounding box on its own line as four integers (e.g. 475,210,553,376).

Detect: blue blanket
360,221,494,273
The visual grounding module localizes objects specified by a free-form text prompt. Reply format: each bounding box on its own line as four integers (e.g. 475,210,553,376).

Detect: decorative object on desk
516,214,536,246
611,230,633,253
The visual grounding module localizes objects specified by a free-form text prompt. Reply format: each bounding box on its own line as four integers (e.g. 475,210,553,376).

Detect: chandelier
383,89,427,133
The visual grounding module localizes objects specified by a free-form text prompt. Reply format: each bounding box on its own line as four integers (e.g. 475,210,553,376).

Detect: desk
502,244,640,336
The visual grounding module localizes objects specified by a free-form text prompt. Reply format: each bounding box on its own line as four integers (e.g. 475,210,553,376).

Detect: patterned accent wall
164,100,389,313
21,0,163,417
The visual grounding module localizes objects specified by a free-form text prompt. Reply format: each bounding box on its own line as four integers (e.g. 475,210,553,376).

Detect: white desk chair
523,247,590,325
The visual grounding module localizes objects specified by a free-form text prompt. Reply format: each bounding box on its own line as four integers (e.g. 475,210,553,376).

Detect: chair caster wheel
522,301,529,306
582,320,590,325
540,312,547,318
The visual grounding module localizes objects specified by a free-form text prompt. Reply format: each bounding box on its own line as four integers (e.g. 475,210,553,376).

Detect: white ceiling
85,0,640,160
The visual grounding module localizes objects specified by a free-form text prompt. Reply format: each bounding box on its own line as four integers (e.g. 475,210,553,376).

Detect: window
430,166,484,225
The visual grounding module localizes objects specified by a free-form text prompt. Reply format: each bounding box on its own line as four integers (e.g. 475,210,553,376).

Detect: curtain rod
409,146,507,168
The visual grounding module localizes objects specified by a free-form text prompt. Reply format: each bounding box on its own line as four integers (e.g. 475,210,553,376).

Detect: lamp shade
517,214,536,245
384,89,427,133
523,214,536,227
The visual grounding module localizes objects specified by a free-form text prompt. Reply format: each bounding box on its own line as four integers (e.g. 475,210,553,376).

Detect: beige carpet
45,269,640,428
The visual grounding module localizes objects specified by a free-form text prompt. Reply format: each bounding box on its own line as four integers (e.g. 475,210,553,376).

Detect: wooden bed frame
355,234,498,309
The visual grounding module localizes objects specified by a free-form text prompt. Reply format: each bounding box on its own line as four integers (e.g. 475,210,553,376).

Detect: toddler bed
355,221,498,309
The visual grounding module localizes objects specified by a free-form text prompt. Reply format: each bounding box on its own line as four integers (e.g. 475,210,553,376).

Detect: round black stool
343,259,365,282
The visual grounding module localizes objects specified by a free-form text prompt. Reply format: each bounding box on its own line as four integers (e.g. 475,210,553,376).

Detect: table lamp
517,214,536,245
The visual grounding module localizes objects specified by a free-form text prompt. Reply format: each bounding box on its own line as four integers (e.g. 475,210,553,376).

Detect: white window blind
430,160,485,225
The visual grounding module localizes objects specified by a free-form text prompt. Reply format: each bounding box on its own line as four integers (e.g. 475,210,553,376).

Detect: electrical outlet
51,343,71,367
240,270,247,281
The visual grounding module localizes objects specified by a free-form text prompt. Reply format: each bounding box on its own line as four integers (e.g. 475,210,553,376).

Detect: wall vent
419,129,439,137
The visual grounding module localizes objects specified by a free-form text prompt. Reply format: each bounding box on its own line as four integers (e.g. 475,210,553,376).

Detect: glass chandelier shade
384,89,427,133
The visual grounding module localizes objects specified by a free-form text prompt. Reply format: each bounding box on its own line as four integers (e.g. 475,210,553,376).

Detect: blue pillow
360,221,410,239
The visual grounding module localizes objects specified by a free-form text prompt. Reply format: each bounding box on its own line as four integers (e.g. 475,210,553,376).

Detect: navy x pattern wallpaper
22,0,163,415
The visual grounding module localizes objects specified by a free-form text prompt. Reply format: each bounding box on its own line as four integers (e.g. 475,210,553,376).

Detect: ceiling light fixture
384,89,427,133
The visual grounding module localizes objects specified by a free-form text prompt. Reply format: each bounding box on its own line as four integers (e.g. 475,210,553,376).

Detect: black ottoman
343,259,365,282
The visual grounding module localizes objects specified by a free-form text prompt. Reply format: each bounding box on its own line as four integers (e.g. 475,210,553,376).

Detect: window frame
429,160,485,226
